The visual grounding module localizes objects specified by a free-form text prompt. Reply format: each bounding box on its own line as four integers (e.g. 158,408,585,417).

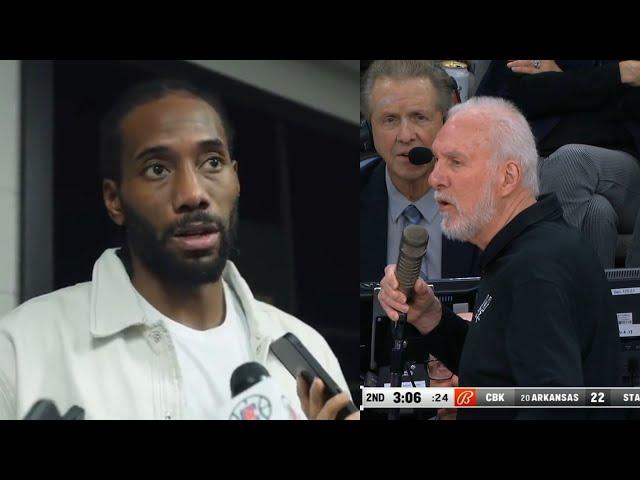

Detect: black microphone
408,146,434,166
62,405,86,420
389,224,429,401
23,400,61,420
230,362,270,396
395,224,429,302
22,400,85,420
224,362,299,420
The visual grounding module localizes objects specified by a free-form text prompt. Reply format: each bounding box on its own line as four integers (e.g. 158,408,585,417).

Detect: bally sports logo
454,388,477,407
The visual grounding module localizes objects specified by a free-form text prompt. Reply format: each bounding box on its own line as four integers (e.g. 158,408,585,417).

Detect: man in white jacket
0,79,356,420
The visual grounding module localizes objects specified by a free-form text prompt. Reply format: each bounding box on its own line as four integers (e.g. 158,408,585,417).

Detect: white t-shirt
135,280,253,419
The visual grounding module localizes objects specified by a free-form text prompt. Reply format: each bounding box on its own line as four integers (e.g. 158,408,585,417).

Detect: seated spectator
477,60,640,268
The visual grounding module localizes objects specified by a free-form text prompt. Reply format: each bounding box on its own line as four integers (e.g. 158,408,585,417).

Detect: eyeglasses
427,359,454,381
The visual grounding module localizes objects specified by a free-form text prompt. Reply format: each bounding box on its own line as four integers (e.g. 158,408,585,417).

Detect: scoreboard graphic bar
360,387,640,409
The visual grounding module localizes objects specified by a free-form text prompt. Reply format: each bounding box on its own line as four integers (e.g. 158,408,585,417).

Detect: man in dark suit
360,60,480,283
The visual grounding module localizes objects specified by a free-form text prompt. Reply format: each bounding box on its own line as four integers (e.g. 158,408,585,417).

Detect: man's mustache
434,191,459,209
162,211,226,241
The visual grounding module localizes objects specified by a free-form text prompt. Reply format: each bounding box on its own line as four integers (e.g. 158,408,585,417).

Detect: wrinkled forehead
370,77,438,113
432,112,493,155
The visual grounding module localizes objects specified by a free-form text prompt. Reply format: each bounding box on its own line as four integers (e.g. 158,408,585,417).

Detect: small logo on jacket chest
474,294,493,322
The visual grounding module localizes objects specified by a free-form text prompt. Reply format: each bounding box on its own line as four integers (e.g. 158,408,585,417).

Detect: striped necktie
402,204,423,225
402,204,427,278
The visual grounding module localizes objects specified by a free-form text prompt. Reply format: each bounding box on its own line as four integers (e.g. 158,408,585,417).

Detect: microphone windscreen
230,362,270,396
396,225,429,299
408,147,434,165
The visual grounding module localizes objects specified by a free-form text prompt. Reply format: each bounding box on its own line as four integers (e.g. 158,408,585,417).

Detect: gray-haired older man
360,60,480,283
378,96,621,420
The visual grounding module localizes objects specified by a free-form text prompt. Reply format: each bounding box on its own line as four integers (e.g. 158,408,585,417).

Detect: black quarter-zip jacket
421,194,621,419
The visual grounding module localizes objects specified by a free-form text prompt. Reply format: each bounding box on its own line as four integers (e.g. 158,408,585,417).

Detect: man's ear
501,160,521,197
103,179,125,226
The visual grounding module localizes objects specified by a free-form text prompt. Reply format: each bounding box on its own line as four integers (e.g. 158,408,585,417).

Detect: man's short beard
437,178,497,243
120,198,239,289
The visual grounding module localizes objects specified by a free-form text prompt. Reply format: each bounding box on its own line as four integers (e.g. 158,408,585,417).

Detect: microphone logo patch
229,395,273,420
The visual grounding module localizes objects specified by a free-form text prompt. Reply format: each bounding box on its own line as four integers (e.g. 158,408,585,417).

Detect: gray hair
447,96,540,196
361,60,454,120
